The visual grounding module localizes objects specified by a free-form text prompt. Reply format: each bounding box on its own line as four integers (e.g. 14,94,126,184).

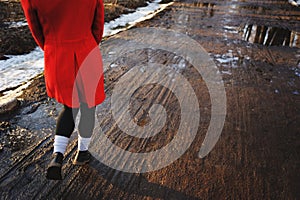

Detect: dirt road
0,0,299,199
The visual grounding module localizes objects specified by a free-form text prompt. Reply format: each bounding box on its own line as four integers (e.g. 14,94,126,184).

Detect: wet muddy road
0,0,299,199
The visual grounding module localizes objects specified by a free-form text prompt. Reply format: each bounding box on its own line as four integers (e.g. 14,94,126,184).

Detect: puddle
215,54,239,65
239,24,300,47
225,3,300,47
227,3,291,15
192,2,215,17
230,4,271,14
212,50,249,76
292,65,300,77
292,90,299,95
3,21,27,28
213,49,248,69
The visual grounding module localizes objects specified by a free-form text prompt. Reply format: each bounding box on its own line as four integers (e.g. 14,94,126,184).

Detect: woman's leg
77,103,96,151
47,105,79,180
73,103,96,165
54,105,79,154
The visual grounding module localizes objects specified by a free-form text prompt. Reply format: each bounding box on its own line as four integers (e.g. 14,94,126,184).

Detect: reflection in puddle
213,50,249,75
240,24,300,47
193,2,215,17
294,66,300,77
215,54,239,65
292,91,299,95
214,49,249,69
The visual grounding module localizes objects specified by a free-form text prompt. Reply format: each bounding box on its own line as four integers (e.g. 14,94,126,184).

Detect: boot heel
73,150,91,165
46,152,64,180
46,166,62,180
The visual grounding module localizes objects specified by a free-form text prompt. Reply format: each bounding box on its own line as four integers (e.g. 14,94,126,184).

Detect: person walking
21,0,105,180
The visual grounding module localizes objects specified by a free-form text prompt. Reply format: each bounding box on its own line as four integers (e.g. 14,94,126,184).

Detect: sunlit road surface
0,0,299,199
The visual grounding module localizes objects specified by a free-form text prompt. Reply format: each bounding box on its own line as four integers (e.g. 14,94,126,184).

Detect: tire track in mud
0,135,52,184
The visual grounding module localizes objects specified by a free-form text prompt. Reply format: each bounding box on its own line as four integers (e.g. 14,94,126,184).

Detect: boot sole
46,166,62,180
72,159,89,166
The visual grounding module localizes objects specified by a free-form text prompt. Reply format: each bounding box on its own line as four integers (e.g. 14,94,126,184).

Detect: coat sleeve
92,0,105,44
20,0,45,50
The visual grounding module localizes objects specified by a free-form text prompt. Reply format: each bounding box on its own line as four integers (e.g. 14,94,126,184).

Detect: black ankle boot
73,150,91,165
46,152,64,180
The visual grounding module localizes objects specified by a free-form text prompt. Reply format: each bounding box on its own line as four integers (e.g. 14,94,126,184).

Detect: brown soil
0,0,299,199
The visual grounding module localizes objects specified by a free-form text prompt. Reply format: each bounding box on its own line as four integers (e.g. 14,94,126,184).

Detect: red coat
21,0,105,108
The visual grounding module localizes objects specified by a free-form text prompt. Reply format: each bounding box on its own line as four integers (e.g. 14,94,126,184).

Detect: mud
0,0,299,199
